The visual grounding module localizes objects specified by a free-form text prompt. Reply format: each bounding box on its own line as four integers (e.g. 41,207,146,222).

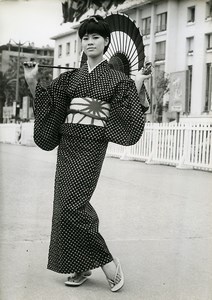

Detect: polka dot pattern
33,61,147,274
48,125,112,273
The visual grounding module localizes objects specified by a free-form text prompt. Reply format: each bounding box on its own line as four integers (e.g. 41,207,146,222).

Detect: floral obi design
66,97,111,127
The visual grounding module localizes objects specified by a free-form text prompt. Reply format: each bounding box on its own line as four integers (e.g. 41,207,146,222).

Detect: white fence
107,123,212,171
0,122,212,171
19,122,35,146
0,122,35,146
0,123,21,144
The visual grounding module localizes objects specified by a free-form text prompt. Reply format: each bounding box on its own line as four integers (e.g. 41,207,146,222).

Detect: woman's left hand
135,68,152,83
134,68,152,93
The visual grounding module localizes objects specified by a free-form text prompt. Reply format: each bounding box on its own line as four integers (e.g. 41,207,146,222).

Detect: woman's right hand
23,62,39,83
23,62,39,97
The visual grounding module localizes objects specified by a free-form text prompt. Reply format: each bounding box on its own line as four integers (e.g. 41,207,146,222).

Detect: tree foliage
62,0,125,22
0,72,8,122
153,71,169,122
0,56,53,122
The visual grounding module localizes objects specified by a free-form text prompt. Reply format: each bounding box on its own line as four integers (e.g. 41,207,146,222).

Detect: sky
0,0,136,48
0,0,69,47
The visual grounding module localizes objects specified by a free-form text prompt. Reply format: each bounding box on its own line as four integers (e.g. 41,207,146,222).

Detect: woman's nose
87,36,94,42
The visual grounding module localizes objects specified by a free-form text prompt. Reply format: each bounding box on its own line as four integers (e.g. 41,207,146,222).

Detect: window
155,41,166,61
187,6,195,23
206,1,212,19
66,42,70,55
186,66,192,114
206,33,212,50
204,63,212,112
156,12,167,33
187,37,194,55
58,45,62,57
142,17,151,35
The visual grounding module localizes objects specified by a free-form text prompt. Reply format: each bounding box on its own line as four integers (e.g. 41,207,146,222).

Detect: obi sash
67,97,110,127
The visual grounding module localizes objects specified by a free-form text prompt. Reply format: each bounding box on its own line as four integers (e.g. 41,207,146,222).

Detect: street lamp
9,39,30,120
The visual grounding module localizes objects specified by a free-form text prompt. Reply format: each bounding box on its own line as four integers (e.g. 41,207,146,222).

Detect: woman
24,15,151,292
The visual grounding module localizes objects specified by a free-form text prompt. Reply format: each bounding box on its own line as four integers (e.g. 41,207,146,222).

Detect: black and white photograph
0,0,212,299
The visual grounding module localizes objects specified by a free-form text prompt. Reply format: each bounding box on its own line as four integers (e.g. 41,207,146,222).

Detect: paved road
0,143,212,300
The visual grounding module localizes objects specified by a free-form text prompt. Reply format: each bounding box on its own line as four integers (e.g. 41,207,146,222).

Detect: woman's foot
81,270,92,277
65,270,92,286
102,258,124,292
102,260,117,280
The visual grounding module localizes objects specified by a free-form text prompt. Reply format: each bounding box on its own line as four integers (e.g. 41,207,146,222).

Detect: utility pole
9,39,30,121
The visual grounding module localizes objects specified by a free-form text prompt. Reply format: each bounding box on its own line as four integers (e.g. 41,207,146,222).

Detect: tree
62,0,126,23
4,56,31,107
153,71,169,122
0,55,53,122
0,72,7,123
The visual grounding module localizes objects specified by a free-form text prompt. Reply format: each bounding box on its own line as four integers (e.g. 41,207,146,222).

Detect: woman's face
81,33,109,59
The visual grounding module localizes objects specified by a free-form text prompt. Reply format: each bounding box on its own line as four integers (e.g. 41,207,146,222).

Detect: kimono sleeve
105,78,147,146
33,73,69,151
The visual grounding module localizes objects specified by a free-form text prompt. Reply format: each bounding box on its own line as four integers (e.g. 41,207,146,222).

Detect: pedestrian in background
24,15,151,292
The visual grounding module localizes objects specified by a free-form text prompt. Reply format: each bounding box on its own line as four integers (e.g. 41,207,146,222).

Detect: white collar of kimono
87,59,107,73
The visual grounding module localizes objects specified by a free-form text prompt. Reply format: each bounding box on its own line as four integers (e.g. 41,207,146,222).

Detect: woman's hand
23,62,39,83
134,64,152,109
134,68,152,93
23,62,39,97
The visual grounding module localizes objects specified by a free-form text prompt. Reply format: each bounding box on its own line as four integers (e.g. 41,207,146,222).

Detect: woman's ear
104,37,109,47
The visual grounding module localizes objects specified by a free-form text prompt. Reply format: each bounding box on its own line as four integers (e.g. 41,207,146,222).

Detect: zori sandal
65,270,92,286
107,257,124,292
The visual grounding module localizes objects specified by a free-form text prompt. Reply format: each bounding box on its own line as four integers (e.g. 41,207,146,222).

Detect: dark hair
78,15,111,53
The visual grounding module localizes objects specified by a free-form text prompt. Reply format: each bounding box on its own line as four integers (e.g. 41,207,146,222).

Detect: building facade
51,28,81,78
0,43,54,73
51,0,212,122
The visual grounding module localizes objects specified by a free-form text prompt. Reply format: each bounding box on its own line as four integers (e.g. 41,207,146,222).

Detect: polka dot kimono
33,60,147,273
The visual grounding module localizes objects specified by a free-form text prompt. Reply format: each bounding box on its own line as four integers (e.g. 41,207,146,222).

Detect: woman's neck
87,56,104,70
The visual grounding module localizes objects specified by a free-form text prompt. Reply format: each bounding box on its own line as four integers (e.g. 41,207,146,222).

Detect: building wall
128,0,212,121
52,29,80,78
